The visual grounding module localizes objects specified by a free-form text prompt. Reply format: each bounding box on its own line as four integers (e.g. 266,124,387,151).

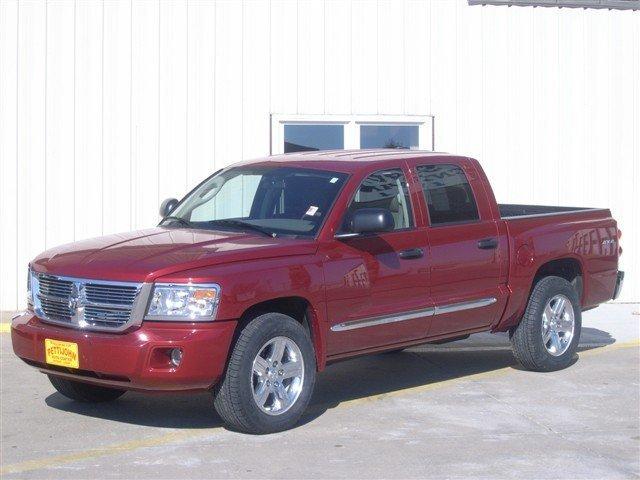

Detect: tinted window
343,169,414,231
360,125,418,149
284,124,344,152
417,164,479,225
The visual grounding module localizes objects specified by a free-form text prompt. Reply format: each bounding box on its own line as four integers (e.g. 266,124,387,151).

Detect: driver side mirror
159,198,179,217
338,208,395,237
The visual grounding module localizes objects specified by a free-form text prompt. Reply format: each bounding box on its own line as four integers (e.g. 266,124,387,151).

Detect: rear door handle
398,248,424,259
477,238,498,250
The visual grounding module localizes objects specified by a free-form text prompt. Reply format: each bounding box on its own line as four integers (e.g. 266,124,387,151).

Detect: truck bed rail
499,204,607,220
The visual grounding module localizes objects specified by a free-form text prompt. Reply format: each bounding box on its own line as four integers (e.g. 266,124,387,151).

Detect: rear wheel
510,276,581,372
212,313,316,434
48,375,126,402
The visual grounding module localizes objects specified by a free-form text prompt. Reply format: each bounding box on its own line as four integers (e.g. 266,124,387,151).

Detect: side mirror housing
159,198,179,218
347,208,395,235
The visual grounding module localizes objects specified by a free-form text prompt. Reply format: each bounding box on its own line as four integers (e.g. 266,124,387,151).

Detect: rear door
411,160,504,337
323,166,432,356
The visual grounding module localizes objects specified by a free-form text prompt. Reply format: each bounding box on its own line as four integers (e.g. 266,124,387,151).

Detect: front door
322,167,432,356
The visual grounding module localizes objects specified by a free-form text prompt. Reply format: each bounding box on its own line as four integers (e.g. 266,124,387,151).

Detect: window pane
343,169,414,231
284,124,344,153
417,164,479,225
190,174,261,221
170,167,348,237
360,125,419,149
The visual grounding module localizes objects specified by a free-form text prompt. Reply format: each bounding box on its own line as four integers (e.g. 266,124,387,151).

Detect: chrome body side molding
434,297,497,315
330,307,436,332
330,297,497,332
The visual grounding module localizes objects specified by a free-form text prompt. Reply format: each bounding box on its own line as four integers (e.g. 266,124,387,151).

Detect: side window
417,164,479,225
344,169,414,231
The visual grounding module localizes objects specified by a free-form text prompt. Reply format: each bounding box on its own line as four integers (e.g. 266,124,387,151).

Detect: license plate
45,339,79,369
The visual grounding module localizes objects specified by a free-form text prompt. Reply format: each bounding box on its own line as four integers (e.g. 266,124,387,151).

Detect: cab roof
234,149,467,174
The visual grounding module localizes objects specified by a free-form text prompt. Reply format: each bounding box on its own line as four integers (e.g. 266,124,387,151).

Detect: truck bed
499,204,603,220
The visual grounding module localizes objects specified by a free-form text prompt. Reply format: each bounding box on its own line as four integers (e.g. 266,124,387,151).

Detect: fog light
169,348,183,367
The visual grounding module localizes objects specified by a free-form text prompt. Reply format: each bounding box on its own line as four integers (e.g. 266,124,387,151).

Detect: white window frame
468,0,639,10
270,114,435,155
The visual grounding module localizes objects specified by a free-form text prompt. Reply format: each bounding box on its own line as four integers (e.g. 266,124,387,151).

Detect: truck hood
31,227,318,282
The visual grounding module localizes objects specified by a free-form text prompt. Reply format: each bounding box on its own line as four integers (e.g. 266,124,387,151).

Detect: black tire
510,276,582,372
48,375,126,402
383,348,406,354
212,313,316,434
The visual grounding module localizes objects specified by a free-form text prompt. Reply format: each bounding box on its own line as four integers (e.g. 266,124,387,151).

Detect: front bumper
11,313,237,392
612,271,625,300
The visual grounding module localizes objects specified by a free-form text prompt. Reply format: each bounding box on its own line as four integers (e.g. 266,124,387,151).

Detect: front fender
154,255,329,369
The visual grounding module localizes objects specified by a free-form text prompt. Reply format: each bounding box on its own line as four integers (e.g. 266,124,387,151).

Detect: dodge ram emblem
68,282,87,325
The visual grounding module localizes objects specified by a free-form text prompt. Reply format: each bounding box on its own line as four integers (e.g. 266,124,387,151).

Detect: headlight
145,283,221,321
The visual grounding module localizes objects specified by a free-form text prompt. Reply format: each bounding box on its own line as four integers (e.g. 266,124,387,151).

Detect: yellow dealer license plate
45,339,79,369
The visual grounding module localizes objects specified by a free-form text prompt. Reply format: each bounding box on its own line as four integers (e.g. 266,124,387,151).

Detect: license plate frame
45,339,79,369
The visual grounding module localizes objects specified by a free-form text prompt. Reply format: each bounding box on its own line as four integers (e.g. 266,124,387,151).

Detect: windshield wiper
160,216,193,228
208,219,277,238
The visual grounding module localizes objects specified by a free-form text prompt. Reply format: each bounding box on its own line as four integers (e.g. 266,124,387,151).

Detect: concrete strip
0,430,216,476
1,339,637,477
3,372,508,475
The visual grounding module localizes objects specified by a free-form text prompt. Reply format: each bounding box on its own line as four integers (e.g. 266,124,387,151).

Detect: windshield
162,166,349,237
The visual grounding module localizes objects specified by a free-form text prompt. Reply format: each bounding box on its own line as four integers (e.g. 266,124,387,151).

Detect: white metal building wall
0,0,638,310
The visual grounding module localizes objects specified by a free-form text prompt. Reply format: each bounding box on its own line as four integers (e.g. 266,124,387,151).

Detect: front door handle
399,248,424,259
477,238,498,250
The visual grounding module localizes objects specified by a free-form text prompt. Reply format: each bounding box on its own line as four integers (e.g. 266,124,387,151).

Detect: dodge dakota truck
12,150,624,434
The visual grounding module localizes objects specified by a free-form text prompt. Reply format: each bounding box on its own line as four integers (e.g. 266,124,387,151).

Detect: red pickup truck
12,150,623,433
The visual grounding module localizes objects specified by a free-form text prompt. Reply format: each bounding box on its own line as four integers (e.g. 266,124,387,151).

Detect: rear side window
343,169,414,231
417,164,479,225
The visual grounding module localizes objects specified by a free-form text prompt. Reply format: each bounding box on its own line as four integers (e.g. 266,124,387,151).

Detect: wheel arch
234,296,326,371
532,257,584,304
495,256,586,333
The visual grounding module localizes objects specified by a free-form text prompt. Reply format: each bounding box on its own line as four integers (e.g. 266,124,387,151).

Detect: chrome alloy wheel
541,294,575,356
251,336,305,415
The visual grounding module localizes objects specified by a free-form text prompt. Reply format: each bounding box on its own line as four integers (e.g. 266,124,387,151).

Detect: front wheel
510,276,582,372
212,313,316,434
48,375,126,402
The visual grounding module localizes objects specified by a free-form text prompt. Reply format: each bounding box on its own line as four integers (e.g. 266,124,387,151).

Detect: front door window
342,169,414,232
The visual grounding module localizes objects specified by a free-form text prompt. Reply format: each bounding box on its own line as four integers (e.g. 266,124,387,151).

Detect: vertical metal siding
0,0,638,310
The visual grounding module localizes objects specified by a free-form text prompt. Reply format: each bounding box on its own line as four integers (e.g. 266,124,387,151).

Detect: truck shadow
44,327,615,431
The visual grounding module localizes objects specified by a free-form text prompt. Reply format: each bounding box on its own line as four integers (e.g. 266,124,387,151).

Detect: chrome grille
84,306,132,327
85,284,138,306
39,275,73,298
33,273,143,332
40,296,74,319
